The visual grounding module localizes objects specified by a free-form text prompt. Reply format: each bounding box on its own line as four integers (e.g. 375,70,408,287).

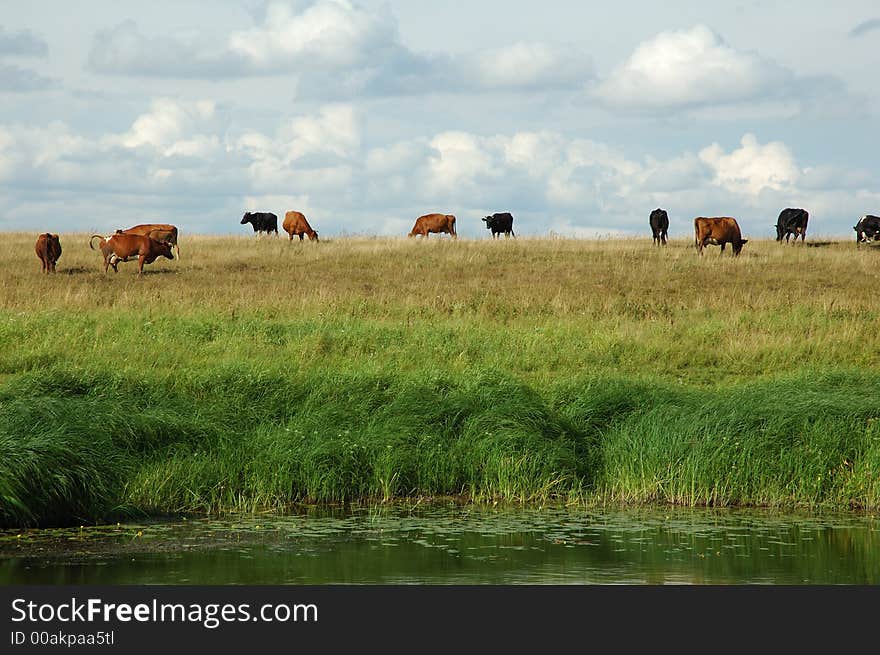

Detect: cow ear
741,239,749,244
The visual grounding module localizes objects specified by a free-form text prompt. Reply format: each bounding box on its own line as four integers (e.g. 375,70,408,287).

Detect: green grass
1,366,878,527
1,233,880,525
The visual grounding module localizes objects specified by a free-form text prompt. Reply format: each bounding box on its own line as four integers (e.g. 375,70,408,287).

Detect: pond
1,504,878,584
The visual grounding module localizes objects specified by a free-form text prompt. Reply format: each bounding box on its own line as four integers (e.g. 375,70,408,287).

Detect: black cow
482,212,515,239
775,208,809,244
241,212,278,235
854,215,880,245
649,208,669,246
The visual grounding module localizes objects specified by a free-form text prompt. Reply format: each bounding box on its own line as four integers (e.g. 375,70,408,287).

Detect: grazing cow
241,212,278,235
482,212,515,239
89,232,174,275
282,211,319,242
649,208,669,246
35,233,61,273
694,216,748,256
775,208,809,244
408,213,457,239
853,215,880,244
119,223,180,259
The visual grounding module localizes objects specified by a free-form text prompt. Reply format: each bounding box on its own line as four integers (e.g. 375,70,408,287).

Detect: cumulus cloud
595,25,799,112
86,0,593,97
1,97,875,238
227,0,402,70
109,98,219,155
699,133,800,195
87,1,423,82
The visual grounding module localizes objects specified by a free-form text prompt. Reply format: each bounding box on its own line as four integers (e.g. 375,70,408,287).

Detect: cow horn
89,234,104,250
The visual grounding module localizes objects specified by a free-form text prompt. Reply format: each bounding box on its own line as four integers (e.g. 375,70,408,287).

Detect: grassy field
1,231,879,526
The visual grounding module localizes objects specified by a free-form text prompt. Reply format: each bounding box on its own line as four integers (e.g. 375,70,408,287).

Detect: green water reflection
1,505,877,584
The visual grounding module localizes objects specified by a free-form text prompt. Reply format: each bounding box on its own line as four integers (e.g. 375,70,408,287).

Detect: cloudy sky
1,0,878,238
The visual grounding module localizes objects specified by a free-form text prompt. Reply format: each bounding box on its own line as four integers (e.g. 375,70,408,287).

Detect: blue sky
1,1,878,238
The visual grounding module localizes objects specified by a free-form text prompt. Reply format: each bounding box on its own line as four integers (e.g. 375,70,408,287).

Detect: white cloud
85,1,592,97
227,0,400,70
1,96,876,238
231,103,358,192
87,1,423,86
595,25,794,112
110,98,218,155
699,133,800,195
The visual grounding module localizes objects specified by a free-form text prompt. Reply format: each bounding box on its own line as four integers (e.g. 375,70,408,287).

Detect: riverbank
2,234,879,526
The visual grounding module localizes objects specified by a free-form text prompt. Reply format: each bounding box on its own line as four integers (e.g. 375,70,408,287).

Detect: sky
1,0,879,239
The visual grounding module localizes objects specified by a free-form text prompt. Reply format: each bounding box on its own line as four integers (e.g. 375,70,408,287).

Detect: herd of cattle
29,207,880,273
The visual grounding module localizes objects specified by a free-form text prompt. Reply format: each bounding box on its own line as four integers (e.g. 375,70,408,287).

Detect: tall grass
1,232,879,525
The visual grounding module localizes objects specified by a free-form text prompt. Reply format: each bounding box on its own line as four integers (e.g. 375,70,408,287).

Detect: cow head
309,231,319,242
733,239,749,255
241,212,252,225
482,216,493,229
157,240,175,260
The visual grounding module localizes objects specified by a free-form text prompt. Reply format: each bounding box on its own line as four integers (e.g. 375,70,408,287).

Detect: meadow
1,231,879,526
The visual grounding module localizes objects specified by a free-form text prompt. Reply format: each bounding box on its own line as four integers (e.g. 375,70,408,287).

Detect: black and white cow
649,208,669,246
482,212,515,239
854,215,880,245
241,212,278,235
775,208,809,244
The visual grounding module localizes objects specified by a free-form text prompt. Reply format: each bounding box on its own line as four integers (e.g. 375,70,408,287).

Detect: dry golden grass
3,231,878,315
2,231,880,385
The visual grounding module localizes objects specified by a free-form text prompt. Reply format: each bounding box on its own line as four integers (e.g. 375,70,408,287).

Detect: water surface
1,504,877,584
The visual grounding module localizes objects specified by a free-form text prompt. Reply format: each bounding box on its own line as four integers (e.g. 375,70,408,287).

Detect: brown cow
282,211,319,242
408,213,457,239
119,223,180,259
35,233,61,273
694,216,748,256
89,233,174,275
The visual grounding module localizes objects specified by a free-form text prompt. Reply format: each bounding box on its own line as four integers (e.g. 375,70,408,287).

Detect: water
1,504,878,584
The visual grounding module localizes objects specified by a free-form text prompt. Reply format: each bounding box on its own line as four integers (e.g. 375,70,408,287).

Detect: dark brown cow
694,217,748,256
282,211,319,242
89,233,174,274
408,213,457,239
35,233,61,273
119,223,180,259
